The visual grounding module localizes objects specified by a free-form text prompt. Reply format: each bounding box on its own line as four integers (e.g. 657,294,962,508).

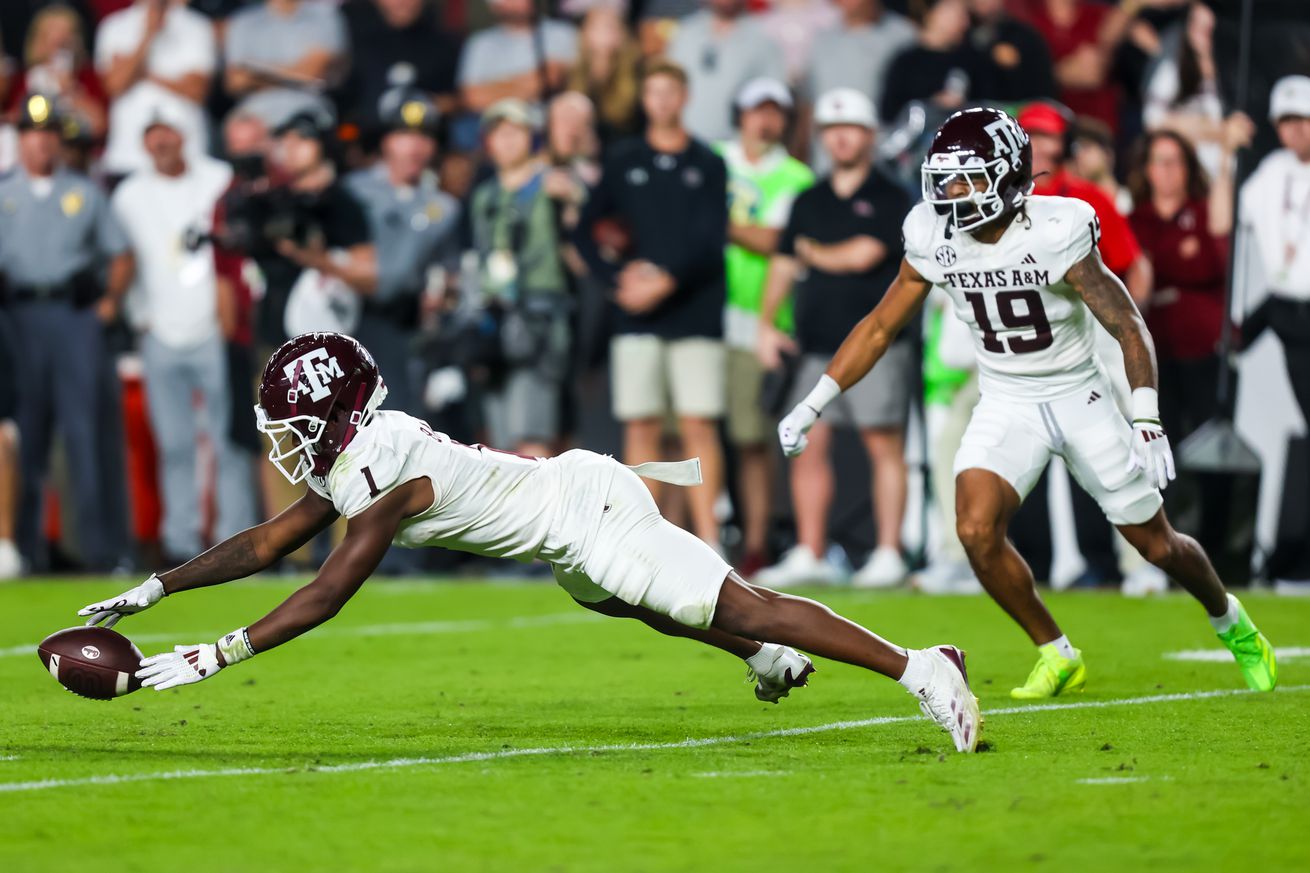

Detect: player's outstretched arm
1066,250,1175,489
78,490,339,627
135,481,430,692
776,259,931,456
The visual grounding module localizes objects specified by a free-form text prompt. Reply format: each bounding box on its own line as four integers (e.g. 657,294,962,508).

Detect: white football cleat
852,546,908,589
754,545,843,589
909,645,982,753
1121,564,1168,597
746,643,815,703
0,539,21,580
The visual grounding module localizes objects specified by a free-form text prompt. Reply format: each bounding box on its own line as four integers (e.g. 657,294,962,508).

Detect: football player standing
779,107,1276,699
80,332,982,753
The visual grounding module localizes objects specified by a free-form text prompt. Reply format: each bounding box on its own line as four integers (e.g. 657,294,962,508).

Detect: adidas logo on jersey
1021,253,1038,265
1088,391,1101,405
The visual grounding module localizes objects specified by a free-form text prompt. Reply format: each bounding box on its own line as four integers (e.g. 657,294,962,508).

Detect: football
37,626,144,700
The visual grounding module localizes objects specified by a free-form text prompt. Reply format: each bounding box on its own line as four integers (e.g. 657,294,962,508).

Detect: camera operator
345,87,461,414
467,98,574,458
216,107,377,349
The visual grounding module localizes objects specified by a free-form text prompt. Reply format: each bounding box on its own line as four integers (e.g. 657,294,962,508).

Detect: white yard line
1076,776,1165,785
0,612,601,660
0,755,19,762
691,770,791,778
0,685,1303,795
1164,646,1310,663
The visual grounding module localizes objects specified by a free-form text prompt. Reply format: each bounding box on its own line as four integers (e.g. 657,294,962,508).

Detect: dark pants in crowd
1011,469,1121,585
10,300,109,570
1245,296,1310,424
354,312,416,415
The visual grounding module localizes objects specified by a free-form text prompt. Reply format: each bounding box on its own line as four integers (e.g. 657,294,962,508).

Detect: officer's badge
60,189,84,217
401,100,427,129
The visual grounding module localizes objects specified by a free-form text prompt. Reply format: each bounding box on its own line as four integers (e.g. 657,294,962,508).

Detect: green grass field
1,579,1307,872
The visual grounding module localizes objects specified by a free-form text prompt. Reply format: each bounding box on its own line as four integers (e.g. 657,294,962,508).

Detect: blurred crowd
0,0,1305,592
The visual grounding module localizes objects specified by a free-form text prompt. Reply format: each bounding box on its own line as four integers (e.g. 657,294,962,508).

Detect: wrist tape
1131,387,1160,424
216,627,256,666
801,375,842,416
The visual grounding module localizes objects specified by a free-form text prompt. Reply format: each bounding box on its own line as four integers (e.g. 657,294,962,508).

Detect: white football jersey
306,411,612,565
904,195,1104,401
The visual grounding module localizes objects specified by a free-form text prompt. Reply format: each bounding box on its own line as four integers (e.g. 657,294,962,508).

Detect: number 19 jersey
903,195,1103,402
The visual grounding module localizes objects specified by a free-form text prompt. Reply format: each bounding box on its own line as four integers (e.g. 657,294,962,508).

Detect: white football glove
1126,388,1176,491
78,574,165,628
778,375,843,458
778,402,819,457
137,643,223,691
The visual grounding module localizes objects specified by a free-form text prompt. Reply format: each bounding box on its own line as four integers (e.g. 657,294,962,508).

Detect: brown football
37,626,144,700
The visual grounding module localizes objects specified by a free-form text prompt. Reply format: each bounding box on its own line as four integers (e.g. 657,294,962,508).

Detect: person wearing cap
574,60,730,550
0,94,134,572
345,87,461,415
754,87,912,589
110,103,258,565
1238,73,1310,427
249,107,376,349
95,0,217,179
714,77,814,576
463,97,573,459
1017,99,1159,593
666,0,786,144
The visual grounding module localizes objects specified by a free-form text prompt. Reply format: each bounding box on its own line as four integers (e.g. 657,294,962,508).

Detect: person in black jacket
966,0,1056,103
880,0,995,125
575,59,730,550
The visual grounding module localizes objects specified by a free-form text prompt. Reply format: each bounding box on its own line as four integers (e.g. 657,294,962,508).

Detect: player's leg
1116,509,1276,690
712,572,981,751
955,469,1060,641
1058,383,1276,691
575,594,760,659
951,394,1086,698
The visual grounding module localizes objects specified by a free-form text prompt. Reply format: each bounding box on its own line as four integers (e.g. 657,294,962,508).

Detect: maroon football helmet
922,107,1032,232
255,332,388,483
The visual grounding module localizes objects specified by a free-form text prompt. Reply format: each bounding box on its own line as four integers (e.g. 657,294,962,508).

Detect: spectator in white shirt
457,0,578,113
96,0,217,179
111,105,258,563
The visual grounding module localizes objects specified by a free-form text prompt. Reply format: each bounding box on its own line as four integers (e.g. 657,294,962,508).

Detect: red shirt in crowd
1019,0,1120,134
1033,170,1141,275
1129,198,1228,361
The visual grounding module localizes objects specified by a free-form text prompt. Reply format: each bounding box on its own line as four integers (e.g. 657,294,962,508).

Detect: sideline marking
0,612,601,660
0,685,1303,795
691,770,790,778
1164,646,1310,663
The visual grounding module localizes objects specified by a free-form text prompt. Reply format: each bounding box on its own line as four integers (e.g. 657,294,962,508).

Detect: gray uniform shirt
667,12,787,144
0,169,128,287
345,166,461,305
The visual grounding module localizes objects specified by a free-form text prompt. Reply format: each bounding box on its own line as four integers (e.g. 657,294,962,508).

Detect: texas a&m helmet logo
284,347,345,403
984,116,1027,171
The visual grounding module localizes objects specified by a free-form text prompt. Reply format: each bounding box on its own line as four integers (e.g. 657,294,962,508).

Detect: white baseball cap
814,88,876,129
736,77,793,112
1270,74,1310,122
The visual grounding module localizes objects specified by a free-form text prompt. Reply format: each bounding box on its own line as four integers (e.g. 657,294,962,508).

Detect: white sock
1044,634,1077,659
1209,594,1241,634
745,644,778,672
896,648,933,694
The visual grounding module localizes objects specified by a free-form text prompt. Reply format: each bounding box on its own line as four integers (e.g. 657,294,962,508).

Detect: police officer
0,94,134,571
345,87,461,413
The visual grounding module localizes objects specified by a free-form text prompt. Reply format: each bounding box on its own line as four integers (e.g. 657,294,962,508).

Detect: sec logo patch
935,245,957,267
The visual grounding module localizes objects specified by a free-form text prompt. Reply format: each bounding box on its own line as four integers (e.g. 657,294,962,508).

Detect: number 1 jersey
903,195,1103,402
305,411,613,566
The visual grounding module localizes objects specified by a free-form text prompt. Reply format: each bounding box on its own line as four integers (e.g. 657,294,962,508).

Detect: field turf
1,579,1307,872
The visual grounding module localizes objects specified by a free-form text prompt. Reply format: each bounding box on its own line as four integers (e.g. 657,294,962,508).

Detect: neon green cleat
1217,595,1277,692
1010,644,1087,699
